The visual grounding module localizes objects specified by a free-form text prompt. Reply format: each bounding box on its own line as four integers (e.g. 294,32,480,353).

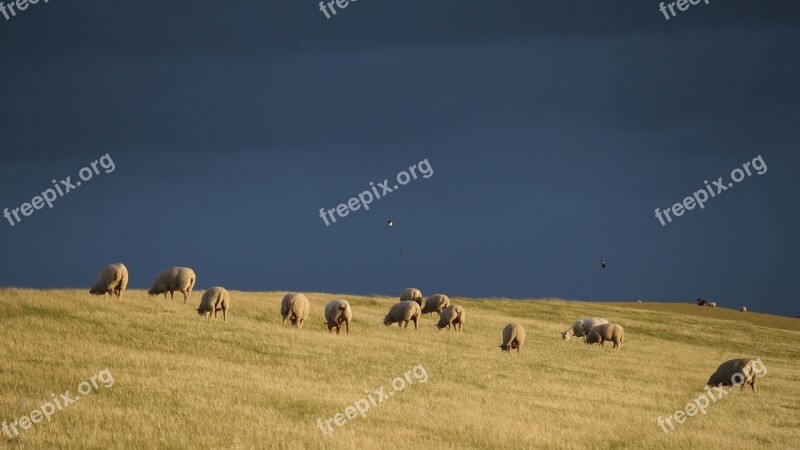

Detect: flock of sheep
88,263,760,390
697,297,749,313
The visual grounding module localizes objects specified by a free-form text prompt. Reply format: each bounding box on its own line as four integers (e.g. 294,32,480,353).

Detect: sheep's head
561,330,572,340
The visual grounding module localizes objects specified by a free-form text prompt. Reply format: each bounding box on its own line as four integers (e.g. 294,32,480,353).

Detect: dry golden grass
0,289,798,449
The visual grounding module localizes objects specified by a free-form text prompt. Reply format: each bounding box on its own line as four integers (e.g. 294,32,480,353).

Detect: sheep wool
325,299,352,335
384,301,422,329
421,294,451,316
584,323,625,350
89,263,129,299
436,305,465,333
500,323,526,353
148,267,196,304
400,288,424,306
281,292,310,329
197,287,231,322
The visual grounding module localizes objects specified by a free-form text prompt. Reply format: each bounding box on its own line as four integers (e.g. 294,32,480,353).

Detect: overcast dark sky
1,1,798,316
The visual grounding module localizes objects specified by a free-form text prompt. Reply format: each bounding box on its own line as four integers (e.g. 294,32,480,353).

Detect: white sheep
706,302,717,308
436,305,465,332
281,292,310,329
325,299,352,335
147,267,196,304
197,287,230,322
383,301,421,329
740,306,747,312
89,263,128,299
400,288,423,306
561,318,609,341
421,294,451,316
500,323,526,353
584,323,624,350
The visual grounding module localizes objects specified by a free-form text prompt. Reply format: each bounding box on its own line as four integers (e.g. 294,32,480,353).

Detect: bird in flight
599,259,607,269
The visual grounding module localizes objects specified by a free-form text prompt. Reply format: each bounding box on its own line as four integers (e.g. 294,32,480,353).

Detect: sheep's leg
183,291,188,304
345,320,350,335
298,318,303,329
223,309,227,323
412,317,418,330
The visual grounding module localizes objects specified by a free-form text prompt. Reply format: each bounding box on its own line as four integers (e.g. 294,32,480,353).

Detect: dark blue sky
1,1,798,315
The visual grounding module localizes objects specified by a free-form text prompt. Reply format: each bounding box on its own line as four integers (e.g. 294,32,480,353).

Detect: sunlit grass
0,289,798,449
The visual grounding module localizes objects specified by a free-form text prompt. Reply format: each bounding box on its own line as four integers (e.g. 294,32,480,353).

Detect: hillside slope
1,289,798,449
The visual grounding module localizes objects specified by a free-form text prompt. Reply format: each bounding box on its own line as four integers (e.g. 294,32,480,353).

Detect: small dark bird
387,219,394,227
400,250,404,256
599,259,607,269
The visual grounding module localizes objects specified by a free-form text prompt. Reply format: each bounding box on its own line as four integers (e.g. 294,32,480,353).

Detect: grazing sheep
400,288,424,306
281,292,310,329
740,306,747,313
707,358,758,393
706,302,717,308
383,301,421,329
147,267,196,304
561,318,609,341
500,323,526,353
325,299,352,335
197,287,230,322
584,323,625,350
89,263,129,299
421,294,451,316
436,305,465,332
696,298,708,306
636,300,642,303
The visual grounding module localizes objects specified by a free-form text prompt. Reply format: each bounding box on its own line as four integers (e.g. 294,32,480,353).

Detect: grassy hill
1,289,798,449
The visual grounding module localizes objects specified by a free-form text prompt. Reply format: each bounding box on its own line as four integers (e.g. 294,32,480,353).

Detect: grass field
1,289,798,449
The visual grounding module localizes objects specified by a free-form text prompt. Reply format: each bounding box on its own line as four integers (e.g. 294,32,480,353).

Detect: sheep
561,318,609,341
281,292,310,329
707,358,759,393
740,306,747,313
696,298,708,306
499,323,526,353
197,287,230,322
383,301,421,329
584,323,624,350
706,302,717,308
89,263,129,299
436,305,465,332
325,299,352,335
421,294,450,316
400,288,423,306
147,267,196,304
